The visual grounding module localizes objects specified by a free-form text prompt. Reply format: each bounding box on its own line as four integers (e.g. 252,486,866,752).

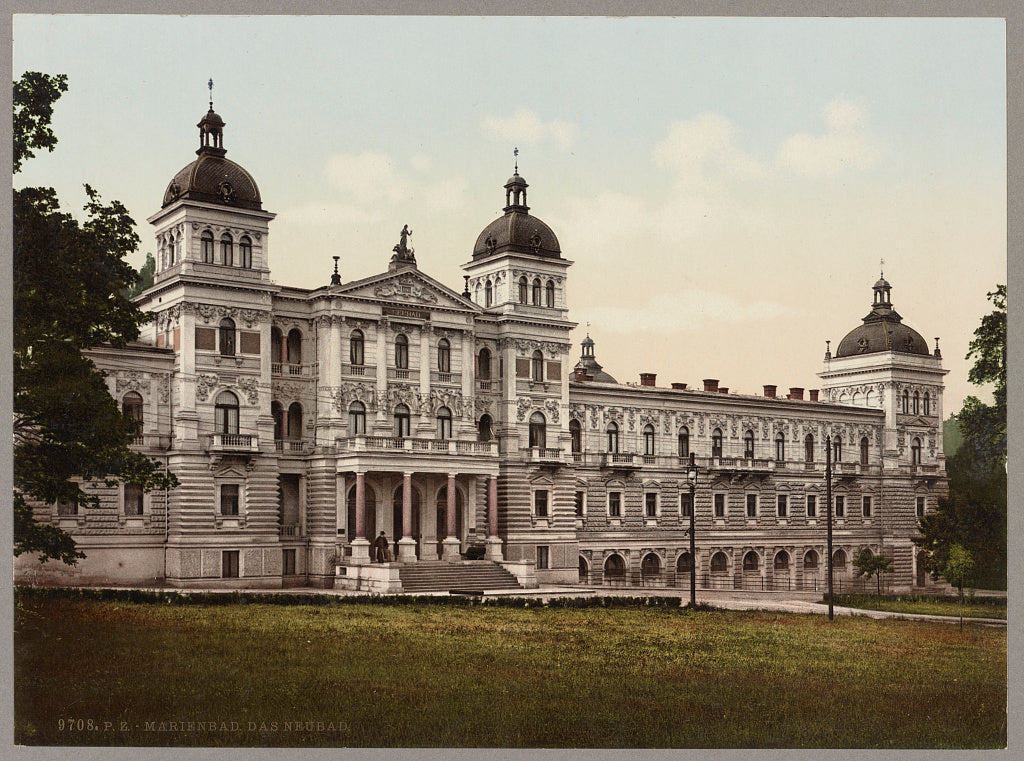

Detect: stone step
398,560,522,593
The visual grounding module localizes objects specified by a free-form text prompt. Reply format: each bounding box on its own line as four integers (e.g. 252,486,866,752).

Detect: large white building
16,104,950,593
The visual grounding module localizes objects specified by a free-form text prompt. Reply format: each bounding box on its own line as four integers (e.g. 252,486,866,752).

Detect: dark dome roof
162,154,262,211
835,278,932,358
573,334,617,383
472,171,561,259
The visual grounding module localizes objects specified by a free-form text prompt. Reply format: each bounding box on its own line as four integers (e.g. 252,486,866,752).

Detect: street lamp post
686,451,698,608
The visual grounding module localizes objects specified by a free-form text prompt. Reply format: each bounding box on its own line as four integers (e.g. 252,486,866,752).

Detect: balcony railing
341,363,375,377
431,371,459,385
271,362,318,377
208,433,258,452
334,435,498,457
279,523,301,538
528,447,564,465
275,440,309,454
475,379,500,392
388,368,413,380
603,452,640,468
128,433,172,450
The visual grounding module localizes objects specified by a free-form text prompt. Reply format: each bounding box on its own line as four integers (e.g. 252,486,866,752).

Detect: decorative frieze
115,371,151,394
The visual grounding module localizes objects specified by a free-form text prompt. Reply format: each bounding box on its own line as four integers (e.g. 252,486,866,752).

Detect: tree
944,544,976,630
13,72,177,564
124,252,156,299
915,285,1006,590
853,550,893,596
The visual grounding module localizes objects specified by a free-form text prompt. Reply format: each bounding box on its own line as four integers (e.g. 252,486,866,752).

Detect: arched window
833,437,843,463
529,412,547,449
395,334,409,370
437,339,451,373
437,407,452,440
710,552,728,572
239,235,252,268
122,391,144,424
744,430,754,459
711,428,723,458
924,392,931,416
287,329,302,365
167,237,175,265
220,232,233,266
271,401,283,440
532,278,541,305
477,347,491,380
860,436,870,465
913,390,920,415
545,280,555,308
484,280,493,307
804,434,815,463
804,550,819,570
832,549,847,570
219,318,236,356
902,389,909,413
570,419,582,453
911,437,922,465
676,552,693,573
531,350,544,382
214,391,239,435
518,276,528,304
678,427,689,458
478,414,492,442
201,229,214,263
743,551,759,571
271,326,283,364
350,330,364,366
641,553,662,578
606,422,619,453
287,402,303,440
774,551,790,571
775,432,785,462
643,424,655,456
604,554,625,578
349,401,366,435
394,404,411,438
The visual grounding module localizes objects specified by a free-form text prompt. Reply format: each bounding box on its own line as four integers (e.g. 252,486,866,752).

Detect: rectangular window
195,327,217,351
917,496,925,517
536,546,550,570
680,491,693,517
862,496,872,517
835,495,845,517
220,484,240,516
645,492,658,518
222,550,239,578
746,493,758,518
608,491,621,517
534,489,549,518
56,500,78,517
777,494,788,518
574,490,585,517
123,484,144,516
714,493,725,518
807,494,817,517
282,548,296,576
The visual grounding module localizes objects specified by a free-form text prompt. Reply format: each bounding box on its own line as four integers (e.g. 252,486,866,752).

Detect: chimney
671,382,687,390
763,384,777,398
788,387,804,400
719,387,729,394
809,389,819,402
703,379,719,393
573,367,590,382
640,373,657,387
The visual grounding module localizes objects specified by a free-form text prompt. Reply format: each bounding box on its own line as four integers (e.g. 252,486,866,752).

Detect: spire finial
514,146,519,174
880,258,885,279
331,255,341,286
208,78,214,110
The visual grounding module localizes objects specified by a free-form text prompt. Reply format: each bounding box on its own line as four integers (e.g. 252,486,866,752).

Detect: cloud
277,202,386,226
776,98,881,178
325,152,408,201
482,108,578,149
653,113,763,182
424,176,468,211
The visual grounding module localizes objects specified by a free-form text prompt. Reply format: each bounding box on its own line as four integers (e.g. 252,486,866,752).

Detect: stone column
485,474,503,561
350,471,370,564
280,332,289,366
442,472,462,561
398,472,417,562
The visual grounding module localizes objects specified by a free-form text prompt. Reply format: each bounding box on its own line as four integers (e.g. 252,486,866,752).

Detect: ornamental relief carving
544,399,560,424
589,405,601,430
626,408,638,432
516,397,532,422
474,398,492,416
159,375,170,404
602,407,624,426
429,389,465,417
195,374,219,402
183,302,270,328
374,275,439,304
115,371,152,394
569,403,586,421
272,381,304,401
332,382,376,413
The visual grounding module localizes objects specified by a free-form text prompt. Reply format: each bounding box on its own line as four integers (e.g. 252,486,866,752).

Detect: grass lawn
14,591,1006,748
828,593,1007,619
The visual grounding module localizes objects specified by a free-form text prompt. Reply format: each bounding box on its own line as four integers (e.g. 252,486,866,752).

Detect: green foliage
944,544,976,593
12,71,68,173
124,252,156,299
826,593,1004,620
853,550,893,595
13,71,177,563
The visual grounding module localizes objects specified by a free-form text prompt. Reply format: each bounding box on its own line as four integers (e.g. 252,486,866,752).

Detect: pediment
337,269,476,312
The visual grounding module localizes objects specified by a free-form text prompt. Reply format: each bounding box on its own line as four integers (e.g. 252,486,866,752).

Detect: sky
12,14,1007,416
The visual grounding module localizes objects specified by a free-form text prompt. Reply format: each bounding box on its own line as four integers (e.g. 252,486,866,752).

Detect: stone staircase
398,560,523,594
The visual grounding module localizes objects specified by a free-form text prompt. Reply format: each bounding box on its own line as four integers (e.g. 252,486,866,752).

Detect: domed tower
146,88,276,284
819,274,947,467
